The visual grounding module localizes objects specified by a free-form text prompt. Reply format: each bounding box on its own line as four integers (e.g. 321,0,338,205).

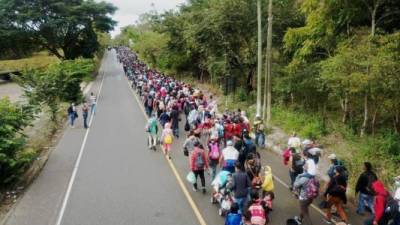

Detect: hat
328,153,336,160
302,139,312,145
227,140,233,146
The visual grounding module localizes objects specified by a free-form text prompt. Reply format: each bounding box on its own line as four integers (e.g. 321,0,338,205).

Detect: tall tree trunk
290,92,294,106
341,95,349,123
371,107,378,136
361,94,369,137
246,68,255,94
394,109,399,133
256,0,263,118
265,0,273,125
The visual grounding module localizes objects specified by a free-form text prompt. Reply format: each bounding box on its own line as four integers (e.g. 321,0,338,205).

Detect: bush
272,106,327,139
0,98,35,184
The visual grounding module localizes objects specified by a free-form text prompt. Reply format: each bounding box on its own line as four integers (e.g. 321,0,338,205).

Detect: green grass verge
0,51,60,71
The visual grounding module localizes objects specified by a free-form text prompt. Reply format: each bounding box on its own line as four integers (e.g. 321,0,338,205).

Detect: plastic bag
186,171,196,184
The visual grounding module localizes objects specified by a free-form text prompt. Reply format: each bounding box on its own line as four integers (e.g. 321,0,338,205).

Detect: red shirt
190,147,209,171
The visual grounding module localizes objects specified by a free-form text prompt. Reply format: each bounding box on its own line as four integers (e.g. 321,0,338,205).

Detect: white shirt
222,146,239,161
90,95,96,105
305,158,317,176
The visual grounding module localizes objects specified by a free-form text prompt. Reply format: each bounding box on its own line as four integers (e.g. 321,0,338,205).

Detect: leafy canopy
0,0,117,60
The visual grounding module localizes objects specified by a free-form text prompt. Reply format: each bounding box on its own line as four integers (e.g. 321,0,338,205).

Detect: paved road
3,50,365,225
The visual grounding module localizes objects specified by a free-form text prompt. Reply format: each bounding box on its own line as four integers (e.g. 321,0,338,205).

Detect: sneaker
202,188,206,194
322,218,332,224
192,187,198,192
294,216,302,224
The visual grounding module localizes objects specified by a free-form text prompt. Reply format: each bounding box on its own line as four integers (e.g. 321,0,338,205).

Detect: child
225,203,241,225
161,122,173,159
262,191,275,216
247,190,267,225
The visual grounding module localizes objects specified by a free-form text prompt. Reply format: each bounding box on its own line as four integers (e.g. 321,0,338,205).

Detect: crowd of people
116,46,400,225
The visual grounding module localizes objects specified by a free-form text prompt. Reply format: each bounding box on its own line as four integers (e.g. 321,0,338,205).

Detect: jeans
357,193,375,214
83,112,88,128
289,171,299,188
69,113,76,126
173,128,179,138
235,197,247,214
91,104,96,115
255,132,265,147
193,170,205,190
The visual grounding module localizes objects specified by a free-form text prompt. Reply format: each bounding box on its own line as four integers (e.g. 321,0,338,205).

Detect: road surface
2,50,364,225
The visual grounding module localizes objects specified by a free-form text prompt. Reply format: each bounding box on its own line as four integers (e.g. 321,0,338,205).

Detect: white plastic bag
186,171,196,184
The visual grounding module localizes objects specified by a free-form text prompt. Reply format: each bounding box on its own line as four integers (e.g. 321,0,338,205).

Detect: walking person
232,162,251,213
220,140,239,173
190,141,209,194
356,162,378,215
161,122,173,159
208,138,221,181
82,102,89,129
146,113,158,150
293,165,319,225
364,180,390,225
90,92,97,115
323,166,349,225
67,103,77,128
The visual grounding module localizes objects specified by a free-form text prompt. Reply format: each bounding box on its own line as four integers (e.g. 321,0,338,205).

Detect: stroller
211,170,235,216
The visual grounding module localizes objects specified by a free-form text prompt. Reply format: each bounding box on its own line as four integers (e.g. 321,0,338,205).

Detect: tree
14,59,95,122
0,98,35,184
0,0,117,60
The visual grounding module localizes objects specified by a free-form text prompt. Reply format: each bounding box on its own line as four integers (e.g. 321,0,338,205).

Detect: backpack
283,148,292,165
292,154,304,174
209,143,220,160
225,213,242,225
195,151,205,169
164,134,173,144
304,177,320,199
249,202,266,225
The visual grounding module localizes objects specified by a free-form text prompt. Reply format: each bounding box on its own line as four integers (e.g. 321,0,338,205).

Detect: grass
0,51,59,71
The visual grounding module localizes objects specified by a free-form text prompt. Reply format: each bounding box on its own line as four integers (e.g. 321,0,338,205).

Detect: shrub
0,98,35,184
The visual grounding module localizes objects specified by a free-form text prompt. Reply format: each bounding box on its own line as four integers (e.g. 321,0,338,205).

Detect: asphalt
2,50,365,225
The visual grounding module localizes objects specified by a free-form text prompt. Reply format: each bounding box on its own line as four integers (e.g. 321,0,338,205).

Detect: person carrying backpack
208,138,220,181
390,176,400,225
293,165,319,225
190,142,209,193
145,113,158,150
161,122,173,159
289,150,305,190
225,203,242,225
323,166,349,225
246,190,267,225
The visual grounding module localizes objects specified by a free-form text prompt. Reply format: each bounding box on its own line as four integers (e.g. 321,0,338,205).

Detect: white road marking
55,69,106,225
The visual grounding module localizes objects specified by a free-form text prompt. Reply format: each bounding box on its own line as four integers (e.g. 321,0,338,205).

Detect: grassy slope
0,52,59,71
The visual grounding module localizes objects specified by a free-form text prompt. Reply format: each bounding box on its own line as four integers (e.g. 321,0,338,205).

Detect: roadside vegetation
0,0,116,186
113,0,400,188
